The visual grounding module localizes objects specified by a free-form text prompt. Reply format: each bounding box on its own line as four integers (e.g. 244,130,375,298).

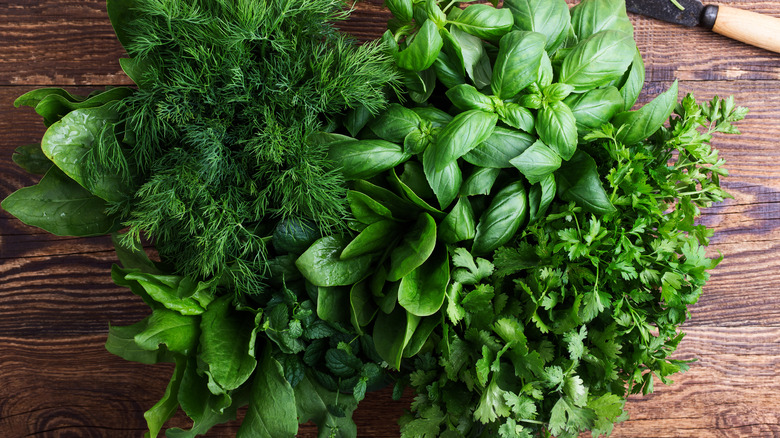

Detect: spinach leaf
11,143,52,175
439,197,477,244
398,245,450,316
1,166,120,237
295,373,359,438
237,349,298,438
388,213,437,281
144,356,186,438
341,220,400,260
372,305,421,370
134,308,200,355
296,235,375,287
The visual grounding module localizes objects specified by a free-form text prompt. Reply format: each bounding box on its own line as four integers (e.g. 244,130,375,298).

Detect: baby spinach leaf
430,110,498,170
316,286,351,324
134,308,200,355
353,180,418,221
559,30,635,93
296,235,375,287
123,272,208,315
397,20,443,72
388,213,437,281
570,0,633,40
11,144,52,175
464,127,535,168
350,281,378,334
1,166,120,237
556,150,616,215
32,87,132,126
452,4,513,40
398,245,450,316
505,0,572,53
491,31,546,100
328,139,410,180
144,356,186,438
510,140,563,184
439,197,477,244
237,349,298,438
199,295,260,394
403,315,441,358
613,80,678,145
536,100,578,161
563,86,624,135
105,318,170,365
372,305,421,370
388,168,443,217
294,373,359,438
14,87,86,109
347,190,396,224
472,181,528,255
461,167,501,197
341,220,400,260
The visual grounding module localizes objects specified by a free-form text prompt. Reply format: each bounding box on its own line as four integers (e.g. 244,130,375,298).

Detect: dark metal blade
626,0,705,27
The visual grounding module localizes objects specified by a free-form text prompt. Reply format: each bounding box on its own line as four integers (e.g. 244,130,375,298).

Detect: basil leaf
563,86,624,135
328,139,410,180
403,130,429,155
536,100,578,161
431,110,498,170
409,67,438,103
505,0,572,53
613,80,678,146
570,0,634,40
388,213,437,281
369,103,422,143
499,103,535,133
423,141,463,209
397,19,443,72
510,140,563,184
556,150,616,214
446,84,494,112
491,31,546,99
528,173,556,223
398,245,449,316
464,126,535,168
12,143,52,175
434,51,467,88
460,167,501,197
450,26,491,88
1,166,120,237
618,47,646,112
372,305,421,370
386,0,413,22
341,220,400,260
413,106,453,128
398,161,436,200
543,83,575,103
472,181,528,255
345,105,372,137
237,350,298,438
537,50,554,88
559,30,635,93
439,197,477,244
440,27,466,76
296,235,375,286
199,295,259,393
452,4,513,40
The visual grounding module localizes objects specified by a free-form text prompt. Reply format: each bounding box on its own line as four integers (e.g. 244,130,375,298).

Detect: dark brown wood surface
2,1,780,437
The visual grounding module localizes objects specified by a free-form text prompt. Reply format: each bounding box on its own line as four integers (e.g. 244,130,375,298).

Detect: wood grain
2,0,780,437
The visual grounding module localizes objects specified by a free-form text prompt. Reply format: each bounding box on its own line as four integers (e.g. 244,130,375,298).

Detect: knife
625,0,780,54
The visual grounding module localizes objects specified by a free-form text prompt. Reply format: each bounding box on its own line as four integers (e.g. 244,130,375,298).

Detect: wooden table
2,1,780,437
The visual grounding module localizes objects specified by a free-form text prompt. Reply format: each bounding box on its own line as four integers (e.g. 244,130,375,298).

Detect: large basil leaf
613,80,678,145
505,0,572,53
397,19,444,72
388,213,437,281
460,167,500,197
439,197,477,244
341,220,400,260
386,0,413,22
413,106,453,128
369,104,422,143
510,140,562,184
464,127,535,168
433,51,467,88
472,181,528,255
1,166,120,237
491,31,546,99
446,84,494,112
423,145,463,209
40,105,130,202
528,173,556,223
536,101,578,161
237,349,298,438
372,305,421,370
499,103,535,133
398,245,449,316
431,110,498,170
570,0,634,40
559,30,635,93
556,150,616,215
450,26,492,88
328,139,410,180
199,295,260,394
452,4,513,40
618,48,646,111
295,373,359,438
563,86,624,135
296,235,374,286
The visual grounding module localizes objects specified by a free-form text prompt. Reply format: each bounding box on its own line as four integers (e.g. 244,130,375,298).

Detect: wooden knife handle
705,5,780,54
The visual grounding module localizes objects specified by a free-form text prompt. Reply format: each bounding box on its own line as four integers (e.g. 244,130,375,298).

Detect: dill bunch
103,0,398,295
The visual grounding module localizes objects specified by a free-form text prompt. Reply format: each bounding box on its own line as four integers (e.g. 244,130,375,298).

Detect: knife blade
625,0,780,54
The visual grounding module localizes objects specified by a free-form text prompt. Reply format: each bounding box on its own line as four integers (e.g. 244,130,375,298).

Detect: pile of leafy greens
1,0,746,436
